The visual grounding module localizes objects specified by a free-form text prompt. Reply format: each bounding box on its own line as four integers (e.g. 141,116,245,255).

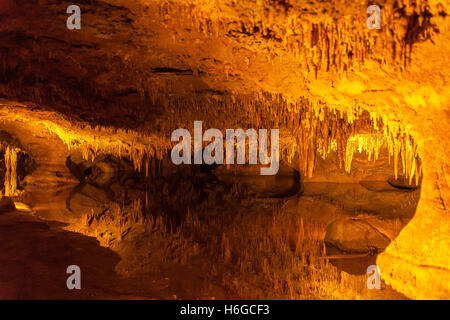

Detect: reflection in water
325,243,378,275
13,152,421,299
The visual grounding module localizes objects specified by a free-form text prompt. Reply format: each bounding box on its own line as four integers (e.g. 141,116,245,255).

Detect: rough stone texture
302,181,420,219
325,218,392,253
66,152,93,182
387,176,420,190
0,0,448,298
88,156,120,188
67,184,110,221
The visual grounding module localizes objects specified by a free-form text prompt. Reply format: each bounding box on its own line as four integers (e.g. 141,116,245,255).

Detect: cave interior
0,0,449,300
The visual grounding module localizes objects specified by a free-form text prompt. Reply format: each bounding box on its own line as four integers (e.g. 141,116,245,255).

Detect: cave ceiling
0,1,448,179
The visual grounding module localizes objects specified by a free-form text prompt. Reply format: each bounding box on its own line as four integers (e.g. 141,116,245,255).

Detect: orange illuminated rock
325,218,392,253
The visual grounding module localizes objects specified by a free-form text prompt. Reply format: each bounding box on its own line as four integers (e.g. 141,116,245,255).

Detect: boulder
324,217,393,253
66,152,92,182
0,196,16,214
359,180,400,192
88,156,119,187
388,175,420,190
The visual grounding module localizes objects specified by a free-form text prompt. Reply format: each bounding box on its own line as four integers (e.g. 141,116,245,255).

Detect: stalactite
5,84,422,186
344,134,387,173
152,0,436,83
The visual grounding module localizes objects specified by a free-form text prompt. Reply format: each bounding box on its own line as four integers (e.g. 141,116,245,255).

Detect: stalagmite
3,146,18,197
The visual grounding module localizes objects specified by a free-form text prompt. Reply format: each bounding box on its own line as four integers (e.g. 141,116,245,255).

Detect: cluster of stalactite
384,121,421,185
55,91,419,183
287,105,420,182
50,123,172,178
0,0,441,147
277,100,367,177
2,89,421,185
37,88,418,183
344,133,387,173
154,89,420,183
158,0,441,77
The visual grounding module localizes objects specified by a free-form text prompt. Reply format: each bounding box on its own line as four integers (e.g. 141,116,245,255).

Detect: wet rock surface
324,217,397,254
67,183,110,219
66,152,92,182
303,182,420,219
387,176,420,190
